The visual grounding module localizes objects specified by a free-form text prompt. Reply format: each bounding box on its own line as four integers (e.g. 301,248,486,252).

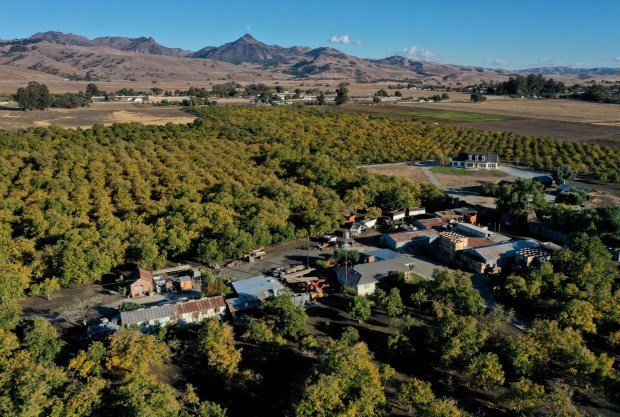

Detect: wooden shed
179,276,193,291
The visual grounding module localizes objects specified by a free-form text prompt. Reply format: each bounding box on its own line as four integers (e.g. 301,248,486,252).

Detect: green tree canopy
495,178,546,218
15,81,52,110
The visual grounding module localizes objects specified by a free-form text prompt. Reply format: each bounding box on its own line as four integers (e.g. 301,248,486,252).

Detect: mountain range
1,31,618,87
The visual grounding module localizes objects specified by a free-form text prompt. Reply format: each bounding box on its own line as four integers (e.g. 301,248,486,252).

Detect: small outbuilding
129,269,155,299
179,276,193,291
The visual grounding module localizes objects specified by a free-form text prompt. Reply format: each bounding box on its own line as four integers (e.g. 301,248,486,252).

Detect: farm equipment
301,279,330,300
243,248,266,262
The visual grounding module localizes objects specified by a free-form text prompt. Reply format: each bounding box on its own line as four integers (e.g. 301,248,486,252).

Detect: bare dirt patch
20,284,123,329
362,162,432,185
433,169,515,188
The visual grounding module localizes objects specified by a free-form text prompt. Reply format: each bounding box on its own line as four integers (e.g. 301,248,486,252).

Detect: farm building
451,152,499,169
532,175,554,188
437,232,496,263
406,207,426,217
514,246,554,268
120,296,226,331
179,276,193,291
453,207,478,224
412,217,449,231
381,229,439,250
460,240,539,274
335,253,414,296
129,268,154,299
454,223,510,243
175,297,227,325
361,248,407,263
386,209,406,222
121,303,176,329
227,275,285,313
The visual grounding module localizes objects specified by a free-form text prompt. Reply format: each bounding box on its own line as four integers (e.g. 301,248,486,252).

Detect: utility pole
344,243,348,288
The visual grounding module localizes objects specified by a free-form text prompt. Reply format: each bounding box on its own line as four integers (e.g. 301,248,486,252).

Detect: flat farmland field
362,162,432,185
0,102,197,129
335,99,620,147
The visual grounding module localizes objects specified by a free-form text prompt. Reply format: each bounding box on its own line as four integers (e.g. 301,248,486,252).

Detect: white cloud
610,56,620,62
401,45,436,61
573,61,590,67
485,58,509,67
532,59,562,66
329,35,363,45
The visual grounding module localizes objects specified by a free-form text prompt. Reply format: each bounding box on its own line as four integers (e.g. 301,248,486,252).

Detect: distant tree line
480,74,567,98
14,81,93,110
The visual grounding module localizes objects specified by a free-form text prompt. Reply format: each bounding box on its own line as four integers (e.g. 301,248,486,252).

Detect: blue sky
1,0,619,69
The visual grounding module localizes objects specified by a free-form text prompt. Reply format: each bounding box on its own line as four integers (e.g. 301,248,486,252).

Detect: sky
1,0,619,69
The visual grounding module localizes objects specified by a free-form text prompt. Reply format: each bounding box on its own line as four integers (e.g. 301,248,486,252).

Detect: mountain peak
239,34,256,41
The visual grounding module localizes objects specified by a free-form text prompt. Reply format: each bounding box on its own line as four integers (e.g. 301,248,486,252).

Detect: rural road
420,166,443,187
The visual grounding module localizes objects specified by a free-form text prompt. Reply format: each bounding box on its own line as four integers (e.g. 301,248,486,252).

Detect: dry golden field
362,163,432,185
0,102,196,129
416,95,620,124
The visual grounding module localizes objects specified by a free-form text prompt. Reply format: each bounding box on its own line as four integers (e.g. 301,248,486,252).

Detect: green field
410,109,520,123
431,166,509,177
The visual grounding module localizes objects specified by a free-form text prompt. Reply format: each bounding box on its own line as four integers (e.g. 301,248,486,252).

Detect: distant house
120,296,226,331
335,253,415,296
451,152,499,169
129,269,154,299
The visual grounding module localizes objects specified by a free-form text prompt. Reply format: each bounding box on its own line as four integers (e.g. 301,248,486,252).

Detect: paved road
497,165,551,179
420,166,443,187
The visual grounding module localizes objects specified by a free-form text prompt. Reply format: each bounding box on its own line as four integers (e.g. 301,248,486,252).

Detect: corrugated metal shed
363,249,405,262
176,296,225,315
466,240,539,264
231,275,285,300
386,229,439,243
121,304,176,325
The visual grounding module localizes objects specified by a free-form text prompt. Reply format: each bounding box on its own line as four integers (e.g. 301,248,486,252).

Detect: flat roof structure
465,240,539,265
228,275,286,312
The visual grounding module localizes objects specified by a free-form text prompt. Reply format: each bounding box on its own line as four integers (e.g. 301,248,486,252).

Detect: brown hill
0,32,618,91
28,31,192,57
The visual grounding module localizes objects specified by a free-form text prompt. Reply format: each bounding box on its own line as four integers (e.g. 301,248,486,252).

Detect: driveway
408,252,444,279
497,165,551,179
420,166,443,187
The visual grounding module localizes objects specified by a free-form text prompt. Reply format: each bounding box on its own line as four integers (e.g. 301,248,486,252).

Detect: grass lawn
410,109,520,123
431,166,509,177
431,166,474,176
407,273,428,284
